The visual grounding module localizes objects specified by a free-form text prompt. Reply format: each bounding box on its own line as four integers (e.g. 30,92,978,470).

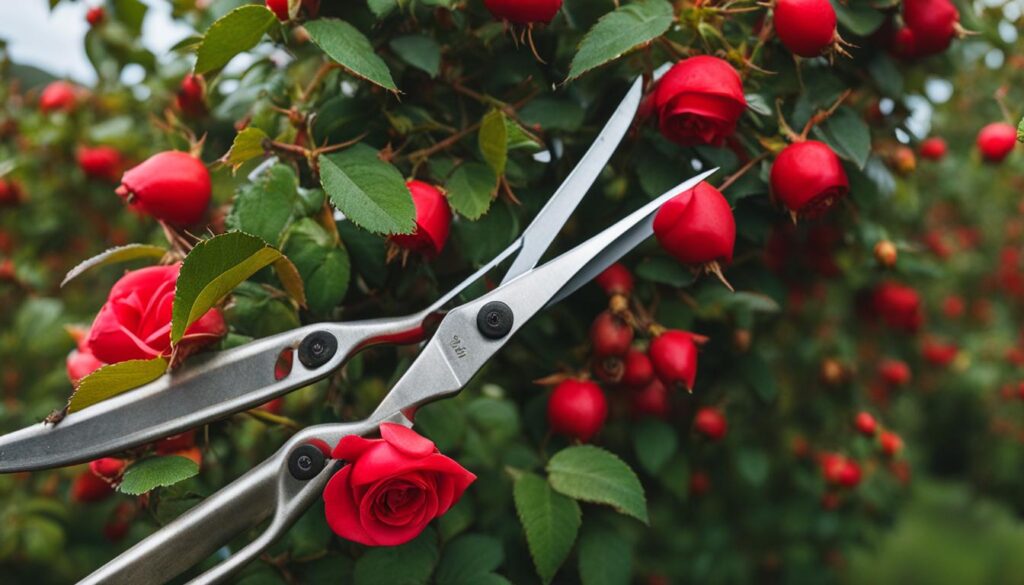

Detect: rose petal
332,434,379,461
380,423,435,458
323,465,376,546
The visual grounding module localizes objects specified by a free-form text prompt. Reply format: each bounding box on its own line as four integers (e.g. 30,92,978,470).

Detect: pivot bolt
477,301,514,339
288,444,326,481
298,331,337,369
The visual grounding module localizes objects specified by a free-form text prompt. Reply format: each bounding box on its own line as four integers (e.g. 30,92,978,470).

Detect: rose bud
175,73,207,118
648,330,699,391
77,146,122,182
693,407,727,441
770,141,849,218
39,81,78,114
390,180,452,257
547,379,608,442
86,264,226,364
484,0,563,24
116,151,211,225
71,470,114,503
323,423,475,546
652,56,746,147
977,122,1017,163
653,182,736,288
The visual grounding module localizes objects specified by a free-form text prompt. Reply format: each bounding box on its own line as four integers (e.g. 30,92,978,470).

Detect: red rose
323,423,475,547
86,264,226,364
390,180,452,257
652,56,746,147
67,328,106,385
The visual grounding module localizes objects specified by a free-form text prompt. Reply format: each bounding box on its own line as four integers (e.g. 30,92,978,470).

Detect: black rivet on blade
298,331,337,369
288,444,326,481
477,301,514,339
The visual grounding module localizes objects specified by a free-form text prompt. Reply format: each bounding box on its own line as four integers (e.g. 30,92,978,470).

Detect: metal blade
547,168,717,307
366,170,717,421
500,76,643,284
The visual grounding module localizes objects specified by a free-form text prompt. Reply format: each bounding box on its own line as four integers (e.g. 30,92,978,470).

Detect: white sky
0,0,194,85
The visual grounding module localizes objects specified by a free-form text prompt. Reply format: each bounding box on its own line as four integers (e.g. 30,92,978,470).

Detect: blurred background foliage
1,0,1024,584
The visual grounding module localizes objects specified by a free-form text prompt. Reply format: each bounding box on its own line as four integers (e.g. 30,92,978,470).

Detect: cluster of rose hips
545,263,727,446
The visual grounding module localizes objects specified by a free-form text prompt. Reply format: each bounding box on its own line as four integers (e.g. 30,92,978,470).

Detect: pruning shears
0,69,716,585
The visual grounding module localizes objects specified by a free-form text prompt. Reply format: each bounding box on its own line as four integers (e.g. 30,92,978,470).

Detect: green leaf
353,528,439,585
389,34,441,77
813,106,871,169
578,526,632,585
223,127,269,173
832,2,886,36
513,473,581,585
479,109,509,176
68,358,168,413
61,244,167,287
229,164,300,246
368,0,398,18
519,98,585,132
118,455,199,496
1017,117,1024,143
547,446,649,524
567,0,675,81
172,232,295,343
194,5,277,75
281,219,351,314
632,419,678,474
635,256,698,288
305,19,398,92
319,146,416,235
112,0,148,36
435,534,505,585
446,163,497,220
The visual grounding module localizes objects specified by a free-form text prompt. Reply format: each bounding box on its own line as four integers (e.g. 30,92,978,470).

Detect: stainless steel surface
500,77,643,284
77,167,716,584
0,244,522,473
369,171,715,421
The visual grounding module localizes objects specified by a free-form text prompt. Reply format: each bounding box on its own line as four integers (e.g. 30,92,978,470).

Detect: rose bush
1,0,1024,583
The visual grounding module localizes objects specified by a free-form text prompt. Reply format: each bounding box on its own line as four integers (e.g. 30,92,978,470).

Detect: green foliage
319,146,416,235
513,473,581,584
118,455,199,496
194,5,277,75
68,358,168,413
547,446,649,524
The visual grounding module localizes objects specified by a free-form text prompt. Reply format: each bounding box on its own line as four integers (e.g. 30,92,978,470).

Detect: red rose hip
547,379,608,442
693,407,727,441
621,350,655,388
977,123,1017,163
879,431,903,457
919,137,947,161
595,263,634,297
770,141,849,217
878,359,911,387
773,0,838,57
175,73,207,118
77,146,122,182
117,151,211,225
649,330,699,391
854,412,877,436
630,379,670,419
484,0,563,24
654,182,735,286
390,180,452,257
86,6,105,26
590,311,633,358
39,81,77,114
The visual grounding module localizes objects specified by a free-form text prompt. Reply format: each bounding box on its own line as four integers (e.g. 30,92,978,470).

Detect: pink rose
86,264,225,364
323,423,475,547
